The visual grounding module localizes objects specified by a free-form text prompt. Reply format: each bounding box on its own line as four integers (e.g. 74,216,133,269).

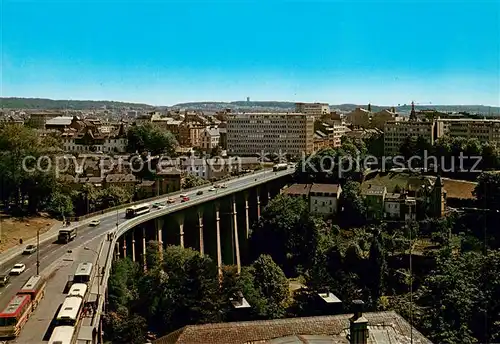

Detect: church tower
409,101,417,121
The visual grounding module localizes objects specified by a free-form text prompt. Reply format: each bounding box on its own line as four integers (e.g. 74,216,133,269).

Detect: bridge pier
155,218,164,260
232,195,241,274
176,213,185,248
256,188,261,219
122,237,127,258
114,242,120,260
198,208,204,255
142,227,147,271
132,232,136,262
244,192,250,240
215,202,222,279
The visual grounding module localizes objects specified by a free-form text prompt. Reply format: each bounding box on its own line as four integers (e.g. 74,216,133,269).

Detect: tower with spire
409,101,417,121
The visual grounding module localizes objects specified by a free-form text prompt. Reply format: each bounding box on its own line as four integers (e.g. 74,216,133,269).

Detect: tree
99,186,133,209
474,172,500,210
339,181,367,226
46,191,73,219
182,173,208,189
127,123,178,156
417,251,500,344
367,231,388,303
244,255,290,319
249,195,322,275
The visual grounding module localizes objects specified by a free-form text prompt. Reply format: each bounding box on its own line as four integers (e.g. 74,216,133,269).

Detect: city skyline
2,0,499,106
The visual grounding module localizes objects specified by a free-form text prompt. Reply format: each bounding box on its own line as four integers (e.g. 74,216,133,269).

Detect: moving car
153,202,166,210
180,194,188,198
89,219,101,226
166,198,175,204
10,263,26,275
209,187,216,192
196,190,203,195
181,196,190,202
23,244,37,255
220,184,228,188
0,275,10,287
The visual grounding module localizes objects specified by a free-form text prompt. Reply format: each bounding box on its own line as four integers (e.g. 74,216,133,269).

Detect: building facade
227,113,315,157
384,120,435,155
200,127,220,151
295,102,330,119
435,118,500,145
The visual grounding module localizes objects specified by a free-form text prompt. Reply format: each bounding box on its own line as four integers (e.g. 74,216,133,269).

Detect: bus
73,262,93,284
17,275,46,310
125,204,151,218
58,227,77,244
0,294,32,338
55,296,83,327
273,163,288,172
0,275,48,338
68,283,88,298
48,326,75,344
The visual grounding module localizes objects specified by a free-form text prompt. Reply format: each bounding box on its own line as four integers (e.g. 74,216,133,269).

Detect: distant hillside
0,97,154,110
174,101,500,115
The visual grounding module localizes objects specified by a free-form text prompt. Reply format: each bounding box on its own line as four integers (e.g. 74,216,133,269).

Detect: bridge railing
67,170,265,222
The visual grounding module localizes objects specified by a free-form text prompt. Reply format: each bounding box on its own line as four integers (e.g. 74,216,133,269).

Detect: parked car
0,275,10,287
181,196,190,202
89,219,101,226
10,263,26,275
196,190,203,195
23,244,37,255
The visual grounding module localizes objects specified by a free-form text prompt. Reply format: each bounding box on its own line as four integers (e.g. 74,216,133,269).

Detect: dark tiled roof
153,311,432,344
362,185,386,196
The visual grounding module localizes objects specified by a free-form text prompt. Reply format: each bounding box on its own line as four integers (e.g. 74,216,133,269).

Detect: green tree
99,186,133,209
182,173,209,189
249,195,322,275
46,191,74,219
127,123,178,155
474,172,500,210
339,181,367,226
367,231,388,303
243,255,290,319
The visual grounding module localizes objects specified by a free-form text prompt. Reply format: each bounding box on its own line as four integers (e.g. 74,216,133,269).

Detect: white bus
125,204,151,218
56,297,83,327
73,262,93,284
68,283,88,298
48,325,75,344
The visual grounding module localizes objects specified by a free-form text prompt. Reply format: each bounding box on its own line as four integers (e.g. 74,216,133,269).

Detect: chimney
349,300,369,344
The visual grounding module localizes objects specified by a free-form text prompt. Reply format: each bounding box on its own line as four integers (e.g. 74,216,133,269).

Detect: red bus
0,275,47,338
0,294,32,338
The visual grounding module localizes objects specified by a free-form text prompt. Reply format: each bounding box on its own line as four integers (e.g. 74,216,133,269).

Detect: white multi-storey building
227,113,315,157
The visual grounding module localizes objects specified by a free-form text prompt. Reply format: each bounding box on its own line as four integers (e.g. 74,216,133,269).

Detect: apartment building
328,123,351,148
346,107,371,128
384,120,435,155
27,112,62,129
227,113,315,157
200,127,220,151
295,102,330,119
371,108,399,130
436,118,500,144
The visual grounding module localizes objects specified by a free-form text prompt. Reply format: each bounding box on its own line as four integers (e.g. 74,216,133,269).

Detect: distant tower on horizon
247,97,250,102
410,101,417,121
368,103,371,112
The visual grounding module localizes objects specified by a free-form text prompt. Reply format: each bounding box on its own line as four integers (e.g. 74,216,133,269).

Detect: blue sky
1,0,499,106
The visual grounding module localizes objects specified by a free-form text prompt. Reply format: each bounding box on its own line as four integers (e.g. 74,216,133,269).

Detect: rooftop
310,183,340,195
283,184,312,196
152,311,432,344
362,185,387,196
